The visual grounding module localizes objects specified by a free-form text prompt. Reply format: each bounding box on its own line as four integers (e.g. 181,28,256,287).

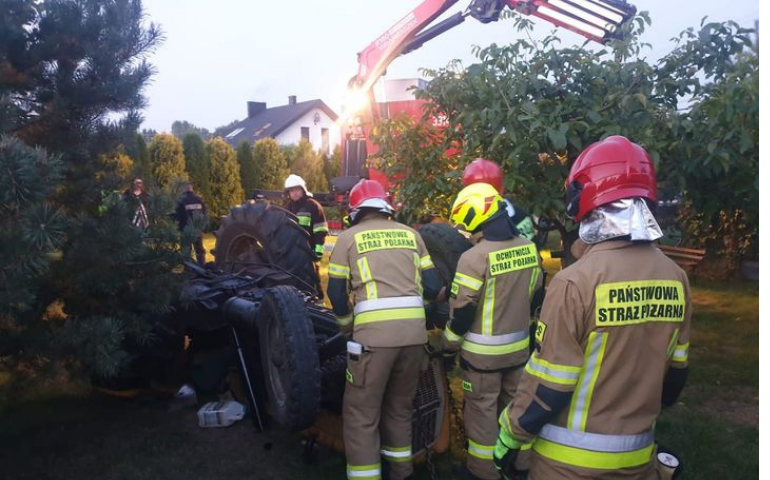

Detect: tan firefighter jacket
444,236,543,371
501,240,691,475
328,215,435,347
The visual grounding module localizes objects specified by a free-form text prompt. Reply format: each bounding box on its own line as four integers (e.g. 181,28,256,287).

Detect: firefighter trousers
463,366,525,480
343,345,426,480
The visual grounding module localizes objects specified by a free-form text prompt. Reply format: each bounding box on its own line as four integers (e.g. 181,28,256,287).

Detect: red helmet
349,179,389,210
462,158,504,193
566,136,657,221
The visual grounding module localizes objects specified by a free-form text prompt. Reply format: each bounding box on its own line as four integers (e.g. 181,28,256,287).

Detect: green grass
0,239,758,479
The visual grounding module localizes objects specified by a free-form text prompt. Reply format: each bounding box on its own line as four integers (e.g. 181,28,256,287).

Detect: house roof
222,99,338,146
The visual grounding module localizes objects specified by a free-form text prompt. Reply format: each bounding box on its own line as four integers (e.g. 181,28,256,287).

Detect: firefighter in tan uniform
442,183,543,480
494,136,692,480
327,179,443,480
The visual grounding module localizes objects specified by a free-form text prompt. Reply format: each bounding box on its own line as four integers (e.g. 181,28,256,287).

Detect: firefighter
443,182,543,480
284,174,328,297
327,179,443,480
462,158,536,242
494,136,691,480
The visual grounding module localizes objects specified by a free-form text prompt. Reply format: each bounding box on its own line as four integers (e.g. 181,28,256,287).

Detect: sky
138,0,759,133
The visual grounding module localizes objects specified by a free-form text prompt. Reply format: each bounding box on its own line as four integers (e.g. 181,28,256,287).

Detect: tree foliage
150,133,187,188
323,145,341,186
0,136,67,321
375,14,757,266
182,132,209,198
252,138,289,191
124,133,151,180
237,140,259,197
1,0,163,211
283,139,328,193
206,137,244,220
0,1,191,379
172,120,211,140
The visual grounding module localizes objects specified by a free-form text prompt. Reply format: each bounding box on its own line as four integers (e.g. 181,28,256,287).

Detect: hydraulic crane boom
337,0,636,193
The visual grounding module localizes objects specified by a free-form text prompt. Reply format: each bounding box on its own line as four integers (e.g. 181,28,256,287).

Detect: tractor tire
418,223,472,329
257,286,321,430
214,200,317,294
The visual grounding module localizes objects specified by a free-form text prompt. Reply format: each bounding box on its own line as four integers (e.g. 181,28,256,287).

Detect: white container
197,400,246,428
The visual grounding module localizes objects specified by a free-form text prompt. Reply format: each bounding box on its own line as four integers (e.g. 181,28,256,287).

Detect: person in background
123,178,150,229
175,182,207,266
284,174,328,298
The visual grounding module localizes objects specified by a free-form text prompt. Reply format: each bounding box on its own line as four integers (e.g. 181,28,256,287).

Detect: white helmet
284,174,312,197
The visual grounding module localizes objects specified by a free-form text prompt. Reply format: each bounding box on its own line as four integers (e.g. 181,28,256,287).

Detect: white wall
274,107,340,155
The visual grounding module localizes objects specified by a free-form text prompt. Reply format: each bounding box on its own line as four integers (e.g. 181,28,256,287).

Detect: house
222,96,340,155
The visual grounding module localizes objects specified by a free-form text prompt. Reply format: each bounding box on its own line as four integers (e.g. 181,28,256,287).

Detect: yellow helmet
450,182,503,232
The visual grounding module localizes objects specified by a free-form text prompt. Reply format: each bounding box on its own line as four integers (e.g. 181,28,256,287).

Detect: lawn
0,238,758,479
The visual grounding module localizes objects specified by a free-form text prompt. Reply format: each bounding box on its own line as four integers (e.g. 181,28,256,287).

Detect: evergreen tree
0,136,67,336
237,140,258,197
1,0,163,212
172,120,211,140
323,145,341,186
0,1,188,380
125,133,151,180
253,138,289,191
150,133,187,188
286,139,328,192
183,132,209,198
206,138,244,220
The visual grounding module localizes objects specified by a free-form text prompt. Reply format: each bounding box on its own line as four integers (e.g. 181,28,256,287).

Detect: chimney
288,95,297,106
247,101,266,118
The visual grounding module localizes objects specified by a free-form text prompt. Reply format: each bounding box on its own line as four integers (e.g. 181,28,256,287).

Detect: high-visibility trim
499,406,514,434
525,354,581,387
482,277,495,336
444,325,463,343
315,244,324,254
466,329,529,346
420,254,434,270
347,463,382,480
355,307,425,325
354,296,424,315
534,426,655,470
672,342,689,363
413,253,423,297
381,445,412,462
454,272,483,291
666,329,680,359
357,257,378,300
521,441,533,451
528,267,541,299
462,336,529,356
539,424,655,452
336,314,353,326
297,215,312,227
328,262,350,279
313,222,329,233
468,439,495,460
567,332,608,431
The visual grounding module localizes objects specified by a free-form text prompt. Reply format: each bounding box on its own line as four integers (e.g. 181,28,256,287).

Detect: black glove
494,430,522,480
